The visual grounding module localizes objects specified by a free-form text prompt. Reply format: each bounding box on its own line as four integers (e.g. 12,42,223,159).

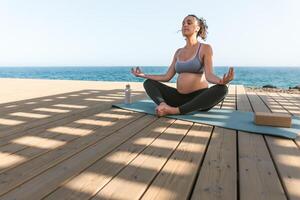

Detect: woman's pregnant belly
176,73,208,94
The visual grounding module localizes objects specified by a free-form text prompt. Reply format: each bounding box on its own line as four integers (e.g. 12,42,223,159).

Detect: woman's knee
143,79,154,90
143,79,163,92
214,84,228,96
222,84,228,95
143,79,156,87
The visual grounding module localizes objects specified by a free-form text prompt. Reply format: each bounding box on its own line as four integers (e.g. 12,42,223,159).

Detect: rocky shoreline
245,86,300,94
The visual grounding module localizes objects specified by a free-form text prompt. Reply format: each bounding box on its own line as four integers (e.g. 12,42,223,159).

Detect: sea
0,66,299,89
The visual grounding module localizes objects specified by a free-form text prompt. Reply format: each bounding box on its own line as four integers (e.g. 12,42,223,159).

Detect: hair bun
187,14,208,41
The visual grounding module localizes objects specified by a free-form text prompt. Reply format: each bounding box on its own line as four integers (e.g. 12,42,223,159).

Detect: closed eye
182,19,193,26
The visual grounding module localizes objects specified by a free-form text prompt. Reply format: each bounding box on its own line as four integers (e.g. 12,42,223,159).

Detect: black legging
143,79,228,114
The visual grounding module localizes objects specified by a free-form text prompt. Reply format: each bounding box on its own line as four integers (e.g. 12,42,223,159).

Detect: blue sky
0,0,299,67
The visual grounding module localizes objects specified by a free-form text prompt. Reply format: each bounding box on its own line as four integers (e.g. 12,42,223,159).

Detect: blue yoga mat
112,100,300,139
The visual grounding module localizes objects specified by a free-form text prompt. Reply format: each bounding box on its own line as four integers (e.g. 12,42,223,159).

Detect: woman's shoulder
200,43,212,50
173,48,183,57
176,47,183,53
200,43,213,55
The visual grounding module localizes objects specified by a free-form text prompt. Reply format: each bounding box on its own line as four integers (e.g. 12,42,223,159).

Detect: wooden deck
0,79,299,200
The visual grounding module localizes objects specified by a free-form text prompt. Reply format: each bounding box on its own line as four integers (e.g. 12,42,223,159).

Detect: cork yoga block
254,112,292,128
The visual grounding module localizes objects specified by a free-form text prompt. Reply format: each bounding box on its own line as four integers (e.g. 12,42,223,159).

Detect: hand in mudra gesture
219,67,234,85
131,67,147,78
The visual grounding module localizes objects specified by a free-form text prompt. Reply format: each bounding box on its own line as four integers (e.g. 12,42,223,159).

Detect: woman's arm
203,44,222,84
131,49,179,82
203,44,234,85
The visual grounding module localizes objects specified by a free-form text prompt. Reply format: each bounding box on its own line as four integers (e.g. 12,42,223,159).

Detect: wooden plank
249,91,300,200
0,90,94,113
213,84,234,109
90,120,193,200
0,78,147,106
258,91,300,138
0,89,147,138
0,101,112,147
0,108,131,173
259,92,290,114
278,92,300,107
258,92,300,139
0,90,107,133
236,85,252,112
0,91,147,147
289,93,300,101
237,86,286,200
0,110,149,197
191,127,237,200
0,89,133,113
140,123,212,200
191,85,237,200
247,91,270,112
0,114,155,200
0,102,103,138
221,84,236,109
43,118,176,200
275,93,300,147
272,92,300,116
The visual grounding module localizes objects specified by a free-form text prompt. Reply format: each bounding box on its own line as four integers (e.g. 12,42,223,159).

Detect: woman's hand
219,67,234,85
131,67,147,78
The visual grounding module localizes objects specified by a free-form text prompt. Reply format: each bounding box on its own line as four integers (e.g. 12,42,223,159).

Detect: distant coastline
0,66,299,89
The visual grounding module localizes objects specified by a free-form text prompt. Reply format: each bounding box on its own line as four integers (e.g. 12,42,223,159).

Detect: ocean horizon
0,66,299,89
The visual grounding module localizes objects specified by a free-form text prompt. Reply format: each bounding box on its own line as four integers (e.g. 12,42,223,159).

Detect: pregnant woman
131,14,234,116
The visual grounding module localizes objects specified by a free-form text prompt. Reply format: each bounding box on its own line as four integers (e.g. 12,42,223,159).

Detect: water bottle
124,84,132,104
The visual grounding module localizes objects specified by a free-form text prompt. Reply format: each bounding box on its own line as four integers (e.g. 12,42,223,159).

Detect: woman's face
181,16,199,37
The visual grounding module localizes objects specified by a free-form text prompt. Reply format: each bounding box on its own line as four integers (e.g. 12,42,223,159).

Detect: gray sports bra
175,43,204,74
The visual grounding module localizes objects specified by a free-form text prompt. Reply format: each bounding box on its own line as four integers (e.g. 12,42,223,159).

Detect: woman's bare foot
155,102,180,117
155,102,167,116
